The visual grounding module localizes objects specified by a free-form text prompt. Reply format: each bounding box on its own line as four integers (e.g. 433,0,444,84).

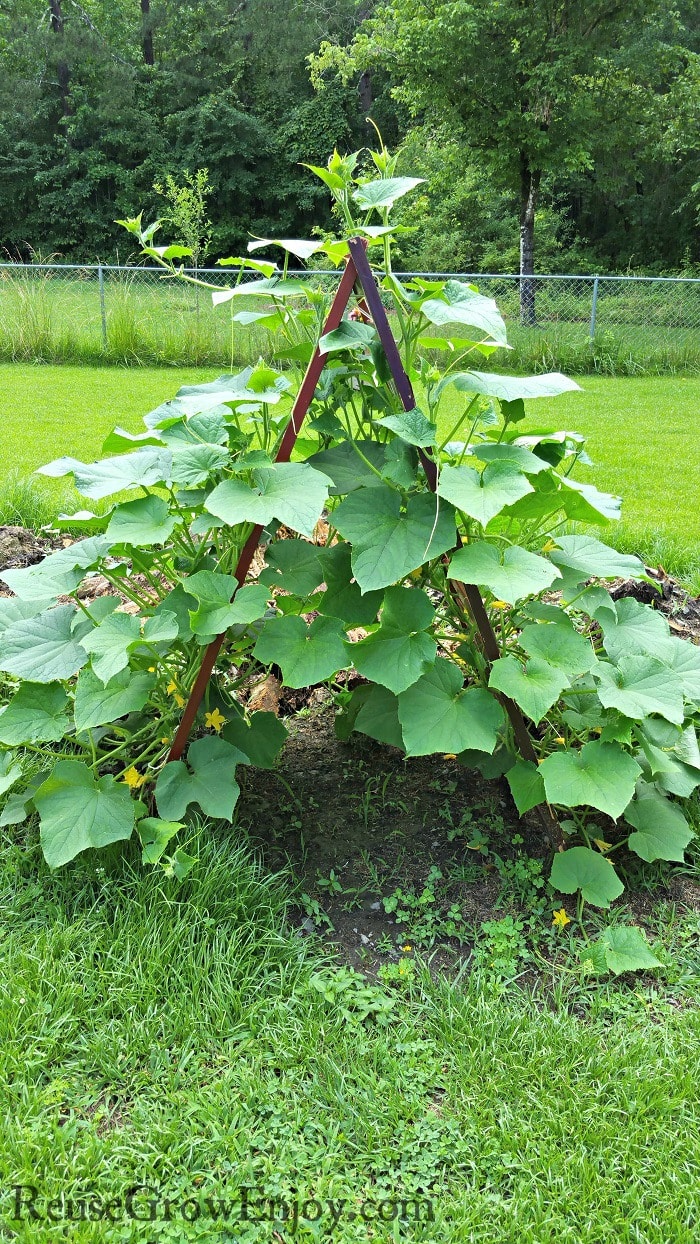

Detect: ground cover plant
1,144,699,937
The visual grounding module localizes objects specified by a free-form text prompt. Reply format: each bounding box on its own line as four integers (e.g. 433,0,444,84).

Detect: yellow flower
552,908,571,929
542,538,557,553
593,838,613,853
204,708,227,733
490,600,509,610
402,944,413,953
122,766,146,790
160,737,170,746
554,736,566,745
167,681,185,707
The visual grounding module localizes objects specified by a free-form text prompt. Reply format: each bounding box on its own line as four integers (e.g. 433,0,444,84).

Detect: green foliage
1,147,698,921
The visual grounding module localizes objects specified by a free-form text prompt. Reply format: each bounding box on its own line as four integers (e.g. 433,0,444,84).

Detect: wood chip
248,673,281,715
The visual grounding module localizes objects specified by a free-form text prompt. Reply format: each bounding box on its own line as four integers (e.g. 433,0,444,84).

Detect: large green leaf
0,598,50,635
446,371,581,401
549,535,645,581
0,682,69,745
550,846,624,909
253,614,349,687
539,741,641,819
624,782,694,862
155,736,245,822
38,448,173,500
318,543,383,625
205,462,331,537
184,572,269,637
80,611,141,684
307,441,385,495
333,486,456,592
106,495,177,547
35,760,137,868
138,818,184,865
657,637,700,704
592,926,662,974
352,684,404,748
489,655,569,725
519,620,597,678
375,408,437,448
169,444,230,487
596,597,674,664
0,605,89,681
448,542,561,604
348,586,437,695
506,759,546,814
222,711,288,769
320,320,377,353
398,658,504,757
421,283,508,345
259,540,325,596
0,754,23,799
74,668,155,733
637,736,700,799
0,536,112,601
469,443,549,474
352,176,425,210
593,656,685,725
438,462,533,526
558,477,622,523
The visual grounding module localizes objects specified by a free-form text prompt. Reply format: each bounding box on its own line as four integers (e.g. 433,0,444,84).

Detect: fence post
589,276,600,341
98,264,108,350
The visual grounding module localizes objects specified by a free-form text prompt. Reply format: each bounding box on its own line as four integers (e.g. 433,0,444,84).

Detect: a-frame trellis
168,238,562,847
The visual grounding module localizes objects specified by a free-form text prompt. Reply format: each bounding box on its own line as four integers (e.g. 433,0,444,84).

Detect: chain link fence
1,262,700,372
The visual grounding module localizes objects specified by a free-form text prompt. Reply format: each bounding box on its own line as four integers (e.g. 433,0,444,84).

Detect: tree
312,0,689,318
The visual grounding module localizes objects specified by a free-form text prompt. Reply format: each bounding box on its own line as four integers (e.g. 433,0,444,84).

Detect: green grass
3,824,700,1242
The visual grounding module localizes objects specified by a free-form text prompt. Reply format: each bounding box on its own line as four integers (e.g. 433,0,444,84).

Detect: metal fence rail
1,262,699,366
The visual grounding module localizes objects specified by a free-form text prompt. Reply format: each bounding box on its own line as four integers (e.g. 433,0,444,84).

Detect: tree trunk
49,0,72,118
519,158,540,326
140,0,155,66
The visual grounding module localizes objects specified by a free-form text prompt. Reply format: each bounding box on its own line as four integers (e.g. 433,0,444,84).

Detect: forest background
1,0,700,277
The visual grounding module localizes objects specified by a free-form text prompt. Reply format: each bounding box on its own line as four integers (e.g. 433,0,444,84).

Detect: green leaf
438,463,533,526
352,176,425,209
469,443,549,474
354,684,404,749
142,611,179,646
448,542,561,604
519,620,597,678
593,657,685,725
222,711,288,769
38,448,173,500
550,846,624,909
106,495,177,547
320,320,377,353
540,741,641,819
205,462,331,538
35,760,137,868
0,682,69,745
593,926,662,974
398,658,504,757
155,737,245,822
259,540,325,596
333,486,457,593
549,535,645,581
74,668,155,733
637,736,700,799
318,543,383,625
596,597,674,664
0,536,112,601
184,572,269,637
138,817,184,865
0,598,50,636
624,782,694,862
375,408,437,448
446,371,581,401
558,477,621,523
169,444,230,487
0,605,89,681
248,236,322,261
307,441,385,495
348,586,437,695
212,278,308,306
421,283,508,345
254,614,349,687
657,637,700,703
506,760,546,815
489,656,569,725
0,753,24,798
